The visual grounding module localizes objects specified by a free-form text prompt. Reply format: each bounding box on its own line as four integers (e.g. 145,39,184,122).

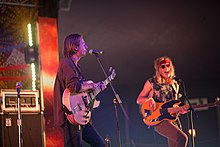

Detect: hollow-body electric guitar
141,99,220,127
62,69,116,125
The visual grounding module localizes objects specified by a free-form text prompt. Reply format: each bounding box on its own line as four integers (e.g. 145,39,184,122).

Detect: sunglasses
160,64,170,69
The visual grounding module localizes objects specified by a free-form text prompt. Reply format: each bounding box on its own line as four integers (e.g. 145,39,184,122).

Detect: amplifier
0,113,45,147
0,89,40,113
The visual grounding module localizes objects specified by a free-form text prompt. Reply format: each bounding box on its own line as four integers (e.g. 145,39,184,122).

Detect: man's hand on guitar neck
81,80,107,92
96,81,107,92
81,80,97,91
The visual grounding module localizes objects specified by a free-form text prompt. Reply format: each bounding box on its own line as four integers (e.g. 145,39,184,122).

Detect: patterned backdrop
0,0,38,90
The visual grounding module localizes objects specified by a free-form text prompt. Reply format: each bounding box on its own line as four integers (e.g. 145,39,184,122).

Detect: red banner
38,17,63,147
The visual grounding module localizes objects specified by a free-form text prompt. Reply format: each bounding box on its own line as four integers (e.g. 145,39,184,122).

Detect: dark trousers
62,120,106,147
155,120,188,147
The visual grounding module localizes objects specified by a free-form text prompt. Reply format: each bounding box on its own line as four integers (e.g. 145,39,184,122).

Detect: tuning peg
109,67,112,73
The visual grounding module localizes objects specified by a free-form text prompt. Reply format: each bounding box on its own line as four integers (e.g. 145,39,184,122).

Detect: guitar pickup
82,95,90,109
149,119,157,122
72,103,82,114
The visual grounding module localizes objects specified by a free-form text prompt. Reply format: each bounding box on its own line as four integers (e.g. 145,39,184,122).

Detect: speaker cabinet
0,113,45,147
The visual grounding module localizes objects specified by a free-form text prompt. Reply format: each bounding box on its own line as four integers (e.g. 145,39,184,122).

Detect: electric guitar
62,68,116,125
141,98,220,127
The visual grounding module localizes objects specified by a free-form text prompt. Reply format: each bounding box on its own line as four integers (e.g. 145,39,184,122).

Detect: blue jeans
62,120,106,147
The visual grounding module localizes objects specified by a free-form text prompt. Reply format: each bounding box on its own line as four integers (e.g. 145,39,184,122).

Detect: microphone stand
179,79,197,147
16,82,23,147
93,53,129,147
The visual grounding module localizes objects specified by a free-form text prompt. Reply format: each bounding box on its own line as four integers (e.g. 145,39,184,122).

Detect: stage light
31,63,36,91
27,23,33,47
26,23,38,64
188,128,196,137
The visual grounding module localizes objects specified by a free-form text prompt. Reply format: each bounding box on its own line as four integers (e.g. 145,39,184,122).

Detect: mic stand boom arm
93,54,129,147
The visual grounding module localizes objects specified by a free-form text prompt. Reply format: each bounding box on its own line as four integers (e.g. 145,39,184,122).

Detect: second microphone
89,49,104,55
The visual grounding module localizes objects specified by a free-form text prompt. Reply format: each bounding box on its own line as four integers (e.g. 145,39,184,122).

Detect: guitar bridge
83,115,89,119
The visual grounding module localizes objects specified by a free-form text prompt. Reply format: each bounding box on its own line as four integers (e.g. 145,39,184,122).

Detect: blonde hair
154,56,175,84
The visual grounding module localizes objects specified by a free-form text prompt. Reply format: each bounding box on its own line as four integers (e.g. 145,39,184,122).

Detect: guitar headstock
108,67,116,81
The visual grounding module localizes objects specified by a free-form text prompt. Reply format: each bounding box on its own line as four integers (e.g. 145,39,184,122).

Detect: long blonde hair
154,56,175,84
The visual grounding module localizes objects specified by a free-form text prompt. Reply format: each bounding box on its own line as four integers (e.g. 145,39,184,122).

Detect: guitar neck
92,77,111,96
166,101,220,113
167,106,187,114
103,76,111,86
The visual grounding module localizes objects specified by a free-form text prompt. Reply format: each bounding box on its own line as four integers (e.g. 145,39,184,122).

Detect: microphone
16,82,22,99
16,82,22,94
89,49,104,55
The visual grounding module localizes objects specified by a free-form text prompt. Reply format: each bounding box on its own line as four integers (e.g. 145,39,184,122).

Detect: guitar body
62,88,100,125
141,98,220,127
62,68,116,125
141,100,181,126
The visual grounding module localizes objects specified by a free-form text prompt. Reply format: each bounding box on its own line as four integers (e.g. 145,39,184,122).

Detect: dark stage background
58,1,220,147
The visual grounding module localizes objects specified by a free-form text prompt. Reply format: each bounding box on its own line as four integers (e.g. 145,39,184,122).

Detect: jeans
155,120,188,147
62,120,106,147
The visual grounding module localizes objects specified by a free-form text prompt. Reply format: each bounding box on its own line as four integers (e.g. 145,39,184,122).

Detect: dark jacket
53,57,83,127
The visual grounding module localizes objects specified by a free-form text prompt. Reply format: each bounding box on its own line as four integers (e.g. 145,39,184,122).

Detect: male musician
136,56,188,147
53,34,106,147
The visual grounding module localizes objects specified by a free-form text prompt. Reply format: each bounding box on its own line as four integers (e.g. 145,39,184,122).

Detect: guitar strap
171,82,183,130
171,82,179,100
